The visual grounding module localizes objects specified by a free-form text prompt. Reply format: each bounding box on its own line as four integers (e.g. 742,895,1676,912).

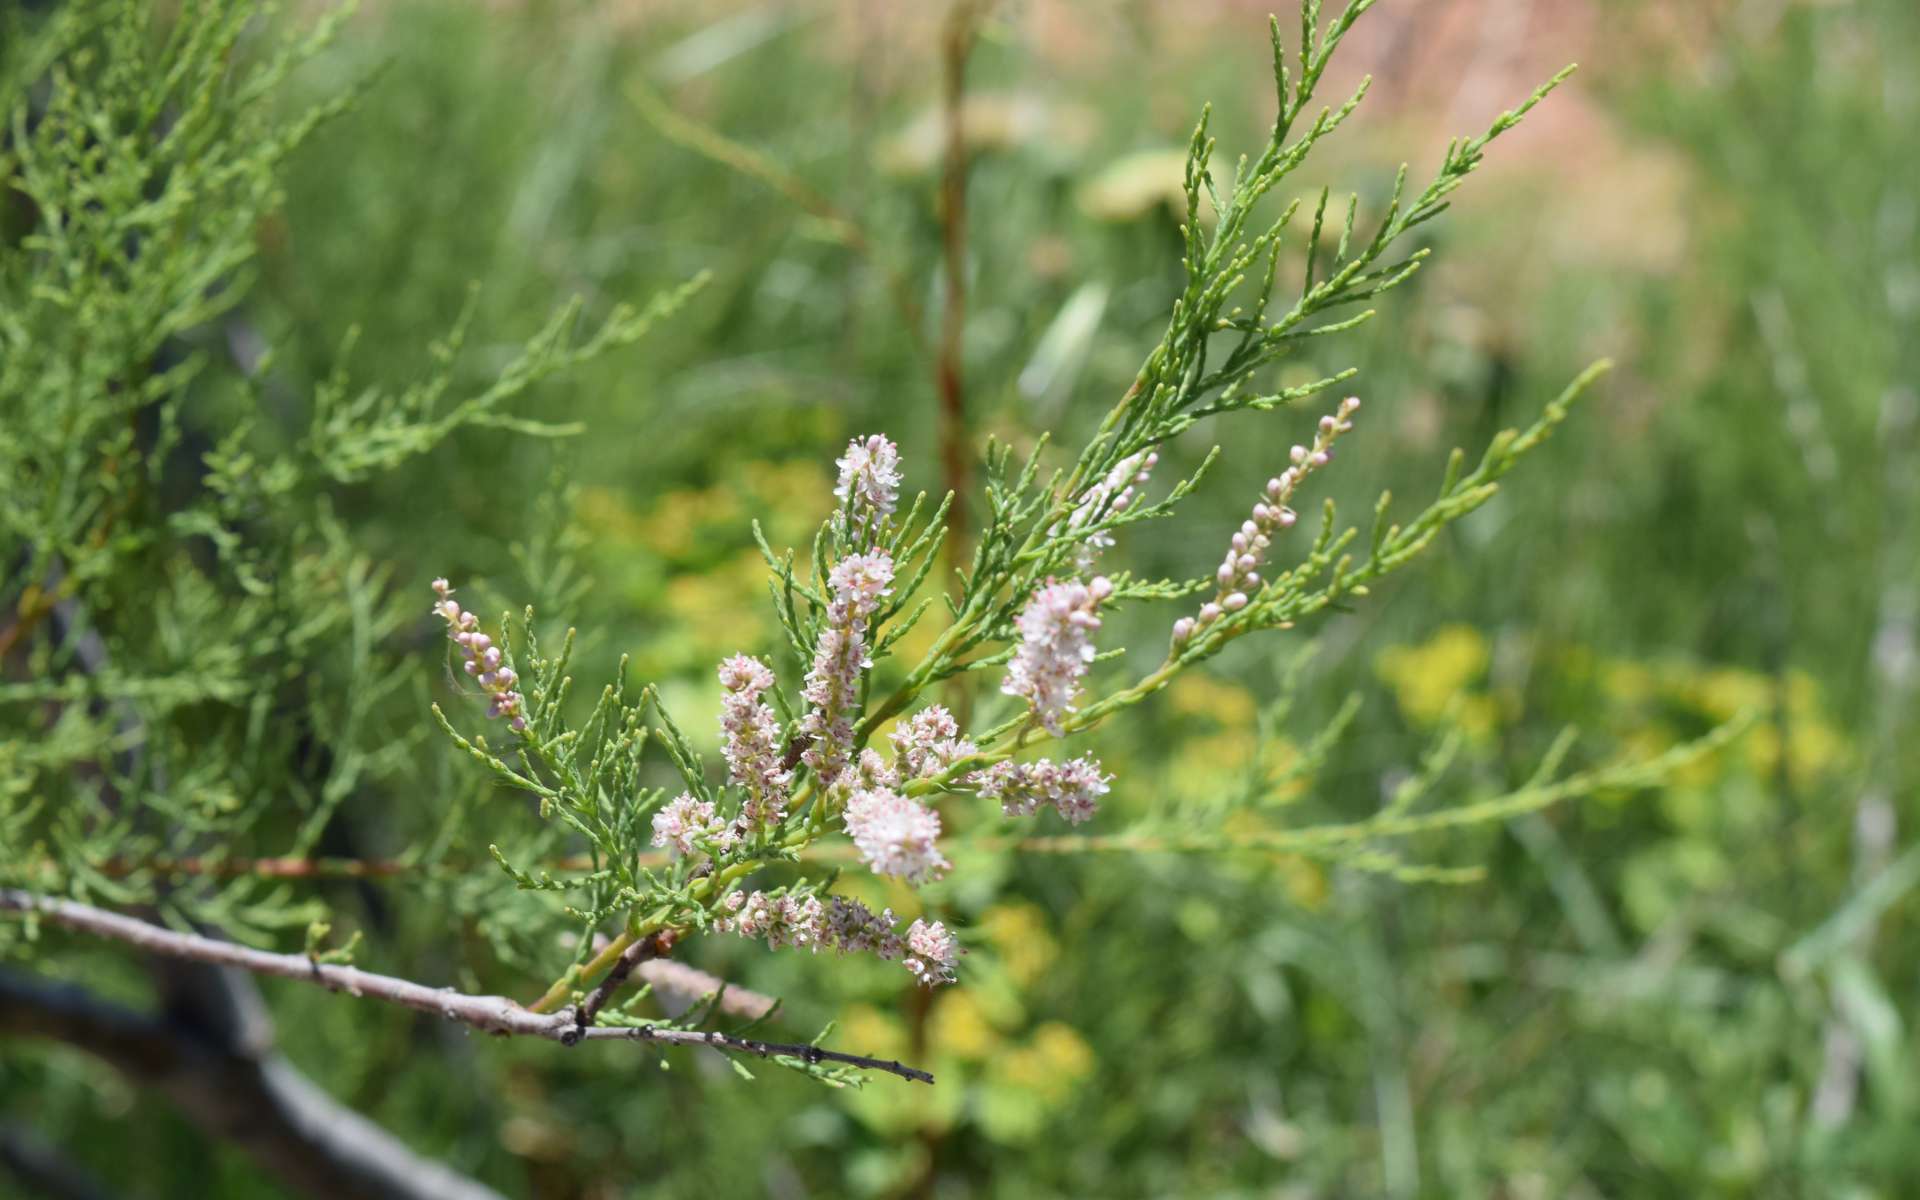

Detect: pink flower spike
835,434,903,536
843,787,949,883
1002,577,1109,735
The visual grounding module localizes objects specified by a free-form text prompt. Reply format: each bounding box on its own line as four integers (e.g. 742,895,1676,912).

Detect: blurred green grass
8,0,1918,1196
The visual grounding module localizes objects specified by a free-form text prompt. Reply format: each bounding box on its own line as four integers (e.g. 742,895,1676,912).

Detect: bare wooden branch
567,930,668,1044
1,889,932,1085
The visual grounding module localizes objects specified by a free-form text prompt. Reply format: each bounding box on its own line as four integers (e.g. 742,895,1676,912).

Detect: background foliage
3,0,1917,1197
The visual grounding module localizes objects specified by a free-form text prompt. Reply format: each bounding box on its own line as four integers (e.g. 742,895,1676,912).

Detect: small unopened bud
1224,592,1249,611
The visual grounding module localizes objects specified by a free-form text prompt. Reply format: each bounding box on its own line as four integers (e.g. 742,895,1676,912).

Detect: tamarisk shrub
0,0,1742,1089
423,4,1739,1082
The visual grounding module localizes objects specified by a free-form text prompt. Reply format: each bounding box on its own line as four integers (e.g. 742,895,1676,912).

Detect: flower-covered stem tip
902,919,961,986
714,889,826,951
1003,575,1113,735
799,552,895,782
889,704,979,781
844,785,950,883
717,654,791,831
973,756,1111,824
718,892,961,987
650,792,736,858
1065,450,1159,569
1172,395,1361,647
431,578,528,732
835,433,902,539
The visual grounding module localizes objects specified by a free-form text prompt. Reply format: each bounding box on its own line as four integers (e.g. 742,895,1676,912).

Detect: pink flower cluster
835,433,902,535
1067,450,1159,568
714,890,827,951
973,756,1111,824
718,891,962,986
1173,395,1360,645
890,704,978,781
800,552,895,781
651,792,734,857
902,919,961,986
844,785,949,882
718,654,790,831
1003,575,1113,734
431,579,527,731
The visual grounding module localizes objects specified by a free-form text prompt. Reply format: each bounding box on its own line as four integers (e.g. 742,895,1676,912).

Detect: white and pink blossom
890,704,978,781
1175,396,1360,646
717,653,790,830
844,786,949,883
800,551,895,781
651,792,733,857
835,433,903,534
431,578,528,732
973,755,1111,825
715,890,826,951
1003,576,1112,734
903,919,961,985
1064,450,1158,569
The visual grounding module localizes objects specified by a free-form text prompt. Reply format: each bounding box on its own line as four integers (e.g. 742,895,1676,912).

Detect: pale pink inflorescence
903,919,961,985
717,653,790,831
1066,450,1159,569
973,756,1111,825
1172,395,1361,647
714,890,826,951
651,792,734,857
837,746,898,793
717,891,962,987
1003,575,1113,734
835,433,902,537
431,579,528,732
890,704,979,781
843,786,949,883
800,551,895,781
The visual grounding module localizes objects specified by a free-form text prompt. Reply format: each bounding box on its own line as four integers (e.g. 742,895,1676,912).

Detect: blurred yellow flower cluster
1375,623,1503,740
1372,625,1849,792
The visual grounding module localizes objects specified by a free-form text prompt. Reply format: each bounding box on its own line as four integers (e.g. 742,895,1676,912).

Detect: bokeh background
6,0,1918,1196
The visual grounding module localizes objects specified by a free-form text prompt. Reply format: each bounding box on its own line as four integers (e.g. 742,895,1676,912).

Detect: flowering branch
0,890,932,1085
